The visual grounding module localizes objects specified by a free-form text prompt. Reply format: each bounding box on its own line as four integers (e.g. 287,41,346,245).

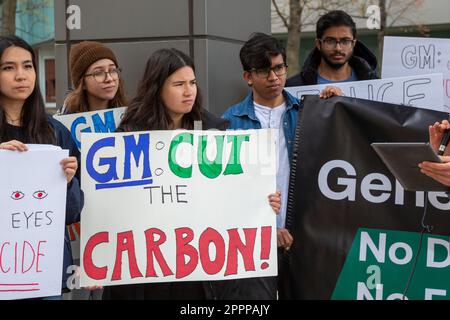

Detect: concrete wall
55,0,271,116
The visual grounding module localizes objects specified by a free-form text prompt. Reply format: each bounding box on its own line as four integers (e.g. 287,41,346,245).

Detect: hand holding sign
319,86,343,99
60,156,78,184
0,140,29,152
0,140,78,184
268,191,281,214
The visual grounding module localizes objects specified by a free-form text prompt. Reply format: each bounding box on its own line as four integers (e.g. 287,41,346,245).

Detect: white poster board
80,129,277,287
0,146,68,299
53,107,127,150
53,107,126,261
285,73,444,112
382,36,450,111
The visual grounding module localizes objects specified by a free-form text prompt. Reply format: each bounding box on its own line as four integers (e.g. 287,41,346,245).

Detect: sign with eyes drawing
0,146,68,300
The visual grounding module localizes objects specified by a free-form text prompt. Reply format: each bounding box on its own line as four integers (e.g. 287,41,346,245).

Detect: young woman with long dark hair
101,48,281,300
0,35,83,299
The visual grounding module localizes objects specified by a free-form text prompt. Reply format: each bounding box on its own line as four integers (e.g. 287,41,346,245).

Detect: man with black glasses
286,10,378,87
212,32,341,300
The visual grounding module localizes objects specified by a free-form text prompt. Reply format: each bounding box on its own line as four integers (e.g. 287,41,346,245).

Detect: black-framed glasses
319,38,355,49
85,68,121,83
249,63,288,79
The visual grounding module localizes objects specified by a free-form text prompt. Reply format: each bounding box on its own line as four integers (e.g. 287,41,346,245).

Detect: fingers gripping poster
0,146,68,299
80,129,277,287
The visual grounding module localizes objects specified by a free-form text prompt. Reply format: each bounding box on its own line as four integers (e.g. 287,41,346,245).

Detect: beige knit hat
69,41,119,87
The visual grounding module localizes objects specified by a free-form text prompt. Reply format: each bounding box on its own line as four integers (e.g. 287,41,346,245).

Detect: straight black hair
316,10,357,40
239,32,286,71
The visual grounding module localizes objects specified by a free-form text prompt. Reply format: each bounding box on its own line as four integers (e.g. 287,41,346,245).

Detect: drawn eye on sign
10,190,49,200
33,190,48,200
11,191,25,200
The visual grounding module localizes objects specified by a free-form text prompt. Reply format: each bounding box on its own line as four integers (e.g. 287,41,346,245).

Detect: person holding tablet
419,119,450,186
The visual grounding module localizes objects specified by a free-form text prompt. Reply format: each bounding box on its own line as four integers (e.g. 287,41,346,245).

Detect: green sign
332,228,450,300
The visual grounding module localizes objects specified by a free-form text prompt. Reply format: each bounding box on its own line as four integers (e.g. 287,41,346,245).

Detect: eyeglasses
85,68,121,83
319,38,355,49
249,63,288,79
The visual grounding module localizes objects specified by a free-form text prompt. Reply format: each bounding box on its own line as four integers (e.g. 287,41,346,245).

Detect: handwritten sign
0,146,68,299
53,107,126,149
382,36,450,111
54,108,126,261
285,73,444,112
80,129,277,287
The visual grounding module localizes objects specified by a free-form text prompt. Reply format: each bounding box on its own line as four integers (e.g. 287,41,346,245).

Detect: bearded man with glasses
286,10,378,87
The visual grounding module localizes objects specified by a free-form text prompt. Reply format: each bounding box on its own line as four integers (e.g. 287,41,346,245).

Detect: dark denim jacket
222,90,300,161
49,116,84,290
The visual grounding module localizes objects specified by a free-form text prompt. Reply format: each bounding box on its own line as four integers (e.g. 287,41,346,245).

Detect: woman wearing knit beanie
62,41,127,114
61,41,127,300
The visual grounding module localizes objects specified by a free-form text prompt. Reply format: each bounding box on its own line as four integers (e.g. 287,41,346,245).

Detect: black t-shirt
1,122,27,142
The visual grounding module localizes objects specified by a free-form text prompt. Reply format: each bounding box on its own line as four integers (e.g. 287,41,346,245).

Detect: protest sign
281,96,450,300
0,146,68,299
80,129,277,286
54,107,126,260
382,36,450,111
285,73,444,112
53,107,127,149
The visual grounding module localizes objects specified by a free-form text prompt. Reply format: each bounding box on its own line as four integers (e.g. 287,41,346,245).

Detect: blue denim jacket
222,90,300,161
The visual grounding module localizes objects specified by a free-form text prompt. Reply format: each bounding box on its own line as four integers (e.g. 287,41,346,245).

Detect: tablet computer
371,142,450,192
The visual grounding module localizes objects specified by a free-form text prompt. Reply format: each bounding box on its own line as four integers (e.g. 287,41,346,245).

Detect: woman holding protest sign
59,41,128,300
60,40,128,114
99,48,281,300
0,35,83,299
